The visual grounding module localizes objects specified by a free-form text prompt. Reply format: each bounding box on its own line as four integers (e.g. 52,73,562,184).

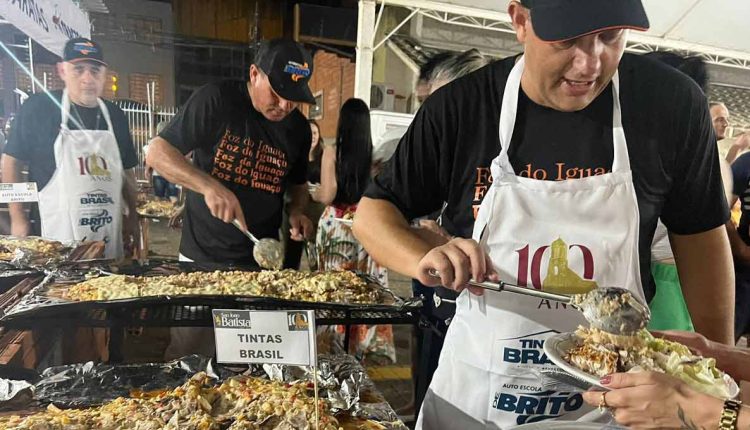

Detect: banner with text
213,309,317,366
0,0,91,56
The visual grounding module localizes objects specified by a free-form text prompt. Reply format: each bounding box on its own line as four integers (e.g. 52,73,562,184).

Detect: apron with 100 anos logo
38,89,123,260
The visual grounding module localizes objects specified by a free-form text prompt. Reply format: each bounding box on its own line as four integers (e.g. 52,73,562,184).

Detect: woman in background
314,99,383,281
313,98,394,364
307,119,324,185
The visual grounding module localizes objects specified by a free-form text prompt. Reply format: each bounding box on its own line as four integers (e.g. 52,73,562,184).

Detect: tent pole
354,0,376,105
27,37,35,93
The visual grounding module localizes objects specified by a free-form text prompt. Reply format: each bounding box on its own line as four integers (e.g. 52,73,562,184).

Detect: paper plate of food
544,326,740,400
137,199,178,219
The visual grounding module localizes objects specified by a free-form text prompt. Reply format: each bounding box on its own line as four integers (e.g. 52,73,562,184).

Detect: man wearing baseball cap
2,37,139,261
353,1,734,427
147,38,315,265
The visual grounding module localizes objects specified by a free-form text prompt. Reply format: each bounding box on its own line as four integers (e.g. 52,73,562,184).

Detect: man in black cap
354,1,734,427
147,38,315,265
2,37,139,260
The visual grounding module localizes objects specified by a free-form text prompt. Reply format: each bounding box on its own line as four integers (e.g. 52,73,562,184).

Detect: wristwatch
720,399,742,430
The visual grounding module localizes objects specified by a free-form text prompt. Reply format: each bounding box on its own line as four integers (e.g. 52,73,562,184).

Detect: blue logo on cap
283,61,310,82
74,41,98,55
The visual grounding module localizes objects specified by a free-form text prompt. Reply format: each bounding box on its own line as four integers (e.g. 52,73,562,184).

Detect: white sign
0,0,91,56
213,309,317,366
0,182,38,203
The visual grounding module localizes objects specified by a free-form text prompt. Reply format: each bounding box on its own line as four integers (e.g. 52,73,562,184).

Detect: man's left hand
168,205,185,229
289,212,313,241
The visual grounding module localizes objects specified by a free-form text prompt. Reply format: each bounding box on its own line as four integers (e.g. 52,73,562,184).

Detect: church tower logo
542,238,597,294
515,237,598,294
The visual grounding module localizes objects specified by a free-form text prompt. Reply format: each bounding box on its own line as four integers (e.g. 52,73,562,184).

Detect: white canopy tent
355,0,750,104
0,0,92,95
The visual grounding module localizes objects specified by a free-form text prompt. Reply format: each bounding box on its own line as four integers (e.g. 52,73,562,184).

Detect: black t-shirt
160,80,311,264
3,90,137,231
366,53,728,302
732,152,750,245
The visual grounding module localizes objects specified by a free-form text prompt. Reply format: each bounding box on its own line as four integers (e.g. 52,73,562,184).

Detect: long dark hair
334,98,372,205
307,119,323,183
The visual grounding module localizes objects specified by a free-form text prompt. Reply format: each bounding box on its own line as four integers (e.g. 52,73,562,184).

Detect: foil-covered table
0,354,407,429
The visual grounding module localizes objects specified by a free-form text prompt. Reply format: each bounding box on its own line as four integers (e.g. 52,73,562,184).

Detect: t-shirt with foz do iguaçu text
160,80,311,265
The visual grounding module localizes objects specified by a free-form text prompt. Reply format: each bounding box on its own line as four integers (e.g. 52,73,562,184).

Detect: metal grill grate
1,302,420,330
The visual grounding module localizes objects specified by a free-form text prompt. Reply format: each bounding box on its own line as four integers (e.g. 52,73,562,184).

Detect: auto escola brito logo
78,209,113,232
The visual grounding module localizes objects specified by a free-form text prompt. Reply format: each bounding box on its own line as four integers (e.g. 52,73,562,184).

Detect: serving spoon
429,270,650,335
232,219,283,270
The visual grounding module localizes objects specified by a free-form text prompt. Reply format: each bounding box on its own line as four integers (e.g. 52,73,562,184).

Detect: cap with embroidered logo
63,37,107,66
254,39,315,104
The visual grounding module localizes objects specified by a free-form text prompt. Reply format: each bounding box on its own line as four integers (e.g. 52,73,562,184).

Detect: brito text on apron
417,56,645,429
38,89,124,260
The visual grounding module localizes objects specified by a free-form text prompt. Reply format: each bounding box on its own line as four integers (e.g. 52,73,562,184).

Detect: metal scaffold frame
625,39,750,70
353,0,750,100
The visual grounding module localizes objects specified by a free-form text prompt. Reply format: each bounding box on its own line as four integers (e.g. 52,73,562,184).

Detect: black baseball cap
254,39,315,104
520,0,649,42
63,37,107,66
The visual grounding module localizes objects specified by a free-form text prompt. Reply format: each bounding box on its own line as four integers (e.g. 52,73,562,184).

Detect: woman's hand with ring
596,390,609,412
582,372,723,430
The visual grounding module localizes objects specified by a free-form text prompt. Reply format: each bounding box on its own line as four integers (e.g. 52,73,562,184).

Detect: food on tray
0,236,106,264
0,237,66,261
63,274,141,301
137,199,177,218
564,326,736,399
61,269,381,304
0,372,344,430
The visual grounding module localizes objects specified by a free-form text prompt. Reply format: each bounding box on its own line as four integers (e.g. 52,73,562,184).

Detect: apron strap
60,89,114,132
491,56,526,181
492,55,631,180
97,98,115,132
610,72,629,172
60,89,72,130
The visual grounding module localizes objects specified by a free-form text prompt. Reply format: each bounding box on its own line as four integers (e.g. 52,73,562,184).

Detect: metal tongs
429,269,650,335
231,219,283,270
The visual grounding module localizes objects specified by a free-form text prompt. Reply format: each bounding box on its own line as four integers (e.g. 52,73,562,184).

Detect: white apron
417,57,645,429
38,90,124,260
